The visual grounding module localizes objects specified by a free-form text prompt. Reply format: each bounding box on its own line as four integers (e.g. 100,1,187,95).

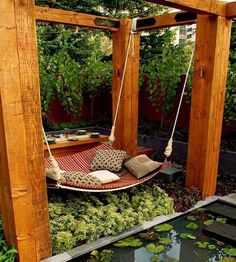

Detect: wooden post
0,1,51,261
186,15,232,197
112,18,141,156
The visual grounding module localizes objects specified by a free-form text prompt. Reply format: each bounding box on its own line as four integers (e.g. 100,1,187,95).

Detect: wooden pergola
0,0,235,260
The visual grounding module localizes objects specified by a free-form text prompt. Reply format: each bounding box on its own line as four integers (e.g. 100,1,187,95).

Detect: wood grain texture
44,136,109,157
226,2,236,18
14,0,51,260
186,15,232,197
0,0,39,261
147,0,226,16
34,6,119,31
112,19,140,156
137,12,196,31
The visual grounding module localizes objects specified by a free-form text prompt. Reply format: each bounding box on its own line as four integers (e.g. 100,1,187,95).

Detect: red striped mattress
45,143,170,190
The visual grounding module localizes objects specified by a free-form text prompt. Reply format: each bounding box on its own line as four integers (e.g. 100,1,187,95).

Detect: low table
44,134,109,157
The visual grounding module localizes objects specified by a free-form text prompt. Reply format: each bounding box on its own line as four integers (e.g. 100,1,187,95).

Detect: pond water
79,201,236,262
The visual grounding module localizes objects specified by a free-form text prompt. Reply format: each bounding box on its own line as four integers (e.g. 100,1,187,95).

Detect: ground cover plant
0,219,17,262
48,185,174,254
84,207,236,262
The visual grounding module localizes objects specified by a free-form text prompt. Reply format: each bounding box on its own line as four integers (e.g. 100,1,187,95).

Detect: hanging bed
45,143,170,192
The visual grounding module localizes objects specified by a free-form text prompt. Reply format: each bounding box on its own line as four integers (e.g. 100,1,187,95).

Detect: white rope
42,126,53,157
42,125,64,181
109,19,138,143
164,48,195,159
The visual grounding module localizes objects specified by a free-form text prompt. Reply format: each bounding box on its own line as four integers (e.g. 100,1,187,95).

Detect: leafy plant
146,243,165,254
159,237,172,245
219,257,236,262
0,219,17,262
223,248,236,257
186,215,197,221
48,185,174,254
185,222,199,230
195,241,216,250
216,217,227,224
88,249,113,262
113,237,143,247
203,219,214,226
154,224,173,232
179,233,196,240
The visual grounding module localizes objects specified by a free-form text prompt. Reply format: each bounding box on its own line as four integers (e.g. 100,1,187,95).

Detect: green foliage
179,233,196,240
52,231,76,254
223,248,236,257
219,257,236,262
113,236,143,247
186,215,197,221
88,249,113,262
48,185,174,254
185,222,199,230
216,217,227,224
158,237,172,245
0,219,17,262
146,243,165,254
140,30,191,113
37,24,112,118
154,223,173,232
36,0,167,18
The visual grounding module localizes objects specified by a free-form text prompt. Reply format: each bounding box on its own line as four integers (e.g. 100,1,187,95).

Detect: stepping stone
206,201,236,222
203,222,236,246
157,166,183,183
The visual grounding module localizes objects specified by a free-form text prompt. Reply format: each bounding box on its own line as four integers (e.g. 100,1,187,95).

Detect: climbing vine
140,29,191,112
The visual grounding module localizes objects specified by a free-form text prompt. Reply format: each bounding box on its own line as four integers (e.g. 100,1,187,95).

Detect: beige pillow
90,150,126,172
124,154,162,178
89,170,120,184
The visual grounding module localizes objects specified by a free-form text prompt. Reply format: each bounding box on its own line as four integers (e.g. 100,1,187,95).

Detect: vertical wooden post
0,1,51,261
186,15,232,197
112,18,141,156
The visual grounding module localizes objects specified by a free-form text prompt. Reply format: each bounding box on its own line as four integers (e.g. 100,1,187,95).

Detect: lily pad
208,244,216,250
146,243,165,254
113,237,143,248
154,224,173,232
186,215,197,221
195,241,209,249
196,208,206,213
216,217,227,224
223,248,236,257
186,222,199,230
180,233,196,240
159,237,172,245
150,255,161,262
204,219,214,226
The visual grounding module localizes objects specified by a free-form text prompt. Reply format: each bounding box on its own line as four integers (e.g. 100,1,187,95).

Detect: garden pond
79,201,236,262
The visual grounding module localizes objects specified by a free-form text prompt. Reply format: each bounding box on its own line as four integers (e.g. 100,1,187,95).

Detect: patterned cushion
62,172,102,186
124,154,162,178
90,150,126,172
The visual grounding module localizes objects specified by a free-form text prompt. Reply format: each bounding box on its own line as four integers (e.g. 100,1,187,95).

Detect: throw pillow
124,154,162,178
90,149,126,172
88,170,120,184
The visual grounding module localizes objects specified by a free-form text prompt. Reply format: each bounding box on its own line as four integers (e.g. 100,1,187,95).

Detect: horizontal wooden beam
226,2,236,18
34,6,120,31
147,0,226,16
136,11,197,31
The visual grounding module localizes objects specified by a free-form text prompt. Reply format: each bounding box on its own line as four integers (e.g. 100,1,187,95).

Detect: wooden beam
147,0,226,16
0,0,51,261
226,2,236,18
34,6,119,31
186,15,232,197
136,11,197,31
112,19,140,156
